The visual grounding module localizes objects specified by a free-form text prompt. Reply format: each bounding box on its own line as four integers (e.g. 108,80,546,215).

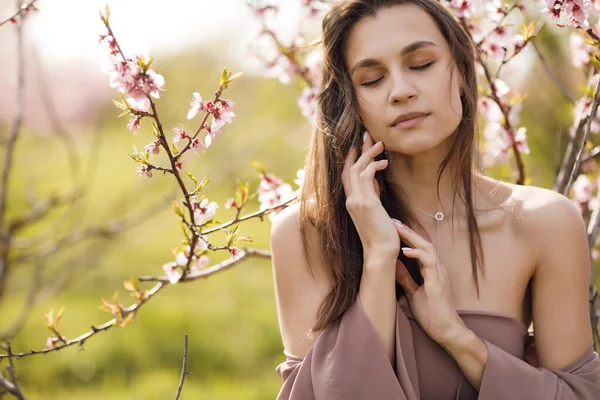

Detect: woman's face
344,4,463,156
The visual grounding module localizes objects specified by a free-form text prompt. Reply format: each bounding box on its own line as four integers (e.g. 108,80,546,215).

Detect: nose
387,69,418,104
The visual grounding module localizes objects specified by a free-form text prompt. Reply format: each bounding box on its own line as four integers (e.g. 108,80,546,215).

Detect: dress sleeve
275,296,420,400
478,339,600,399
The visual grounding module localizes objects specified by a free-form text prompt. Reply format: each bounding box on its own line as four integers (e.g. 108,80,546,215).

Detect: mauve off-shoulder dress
275,296,600,399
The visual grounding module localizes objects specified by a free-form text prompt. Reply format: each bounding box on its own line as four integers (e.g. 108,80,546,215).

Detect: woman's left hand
392,219,467,347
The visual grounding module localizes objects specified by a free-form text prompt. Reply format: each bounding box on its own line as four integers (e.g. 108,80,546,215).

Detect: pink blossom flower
191,137,204,152
229,247,242,260
572,174,593,204
127,116,141,134
448,0,476,18
144,141,160,155
191,197,219,225
46,336,63,349
224,198,237,209
173,125,188,143
492,79,510,97
298,87,318,124
144,69,165,99
175,161,183,170
187,92,205,120
191,255,210,272
258,173,295,221
175,251,188,267
137,164,152,178
541,0,593,27
220,99,235,112
162,261,182,284
303,48,324,87
482,123,530,166
294,169,305,190
570,33,593,67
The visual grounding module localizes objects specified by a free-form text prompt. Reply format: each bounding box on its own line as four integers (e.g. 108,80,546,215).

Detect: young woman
270,0,600,398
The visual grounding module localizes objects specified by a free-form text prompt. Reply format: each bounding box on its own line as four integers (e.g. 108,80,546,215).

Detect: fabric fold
276,296,600,399
276,295,418,400
477,340,600,399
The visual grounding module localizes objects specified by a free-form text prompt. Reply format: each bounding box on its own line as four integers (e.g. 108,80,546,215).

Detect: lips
390,112,430,130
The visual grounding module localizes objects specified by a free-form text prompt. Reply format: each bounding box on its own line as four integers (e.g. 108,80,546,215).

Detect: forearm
359,255,397,364
441,325,488,391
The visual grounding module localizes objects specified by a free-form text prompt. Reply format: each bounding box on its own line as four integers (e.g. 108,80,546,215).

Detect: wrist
441,324,485,359
363,248,398,266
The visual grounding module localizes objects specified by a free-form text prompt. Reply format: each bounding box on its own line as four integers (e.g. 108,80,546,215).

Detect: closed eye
410,61,434,70
360,76,384,87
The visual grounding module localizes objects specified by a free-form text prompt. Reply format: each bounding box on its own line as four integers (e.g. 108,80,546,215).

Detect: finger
359,160,389,183
401,247,436,269
394,222,436,256
361,131,373,156
396,259,419,297
342,146,358,195
352,140,385,173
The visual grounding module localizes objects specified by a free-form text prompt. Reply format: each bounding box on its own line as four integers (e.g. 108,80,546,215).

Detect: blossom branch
0,282,165,360
202,195,298,235
138,247,271,283
563,74,600,195
0,0,27,298
0,246,269,359
4,343,27,399
460,17,526,184
174,334,190,400
0,0,37,29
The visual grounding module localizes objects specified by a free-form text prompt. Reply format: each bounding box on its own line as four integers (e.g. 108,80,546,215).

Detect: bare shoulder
270,201,332,359
506,183,588,270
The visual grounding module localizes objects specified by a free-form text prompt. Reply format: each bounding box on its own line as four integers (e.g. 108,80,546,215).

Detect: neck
384,141,464,217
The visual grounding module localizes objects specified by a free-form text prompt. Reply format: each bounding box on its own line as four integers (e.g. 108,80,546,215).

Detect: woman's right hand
341,131,398,262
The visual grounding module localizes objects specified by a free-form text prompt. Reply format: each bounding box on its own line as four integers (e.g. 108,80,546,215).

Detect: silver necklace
411,207,448,258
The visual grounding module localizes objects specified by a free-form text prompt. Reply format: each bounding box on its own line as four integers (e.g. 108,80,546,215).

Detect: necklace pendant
434,212,444,221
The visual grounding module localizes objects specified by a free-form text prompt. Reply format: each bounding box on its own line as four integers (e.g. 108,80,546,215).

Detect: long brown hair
298,0,483,333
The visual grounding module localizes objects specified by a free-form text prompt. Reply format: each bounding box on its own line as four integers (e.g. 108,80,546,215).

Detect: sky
0,0,312,130
1,0,306,68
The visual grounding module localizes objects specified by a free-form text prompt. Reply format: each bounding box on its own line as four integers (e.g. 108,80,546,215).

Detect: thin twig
459,17,526,184
6,343,27,399
0,259,44,340
174,334,190,400
0,0,37,29
139,247,271,283
531,39,577,103
564,75,600,195
0,282,166,360
0,0,27,298
0,245,270,359
202,195,298,235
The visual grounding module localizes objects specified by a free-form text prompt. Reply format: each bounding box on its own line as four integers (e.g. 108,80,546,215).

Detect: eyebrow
349,40,437,76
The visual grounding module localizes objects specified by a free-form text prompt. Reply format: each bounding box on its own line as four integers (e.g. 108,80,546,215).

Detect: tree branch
0,0,37,29
138,247,271,283
0,0,27,298
174,334,190,400
563,74,600,195
531,39,577,103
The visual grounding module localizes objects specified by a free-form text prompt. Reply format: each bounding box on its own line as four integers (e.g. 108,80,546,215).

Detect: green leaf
172,201,184,217
186,172,198,187
250,160,265,174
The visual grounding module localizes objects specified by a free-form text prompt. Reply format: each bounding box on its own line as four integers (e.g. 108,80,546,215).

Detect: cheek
357,94,383,131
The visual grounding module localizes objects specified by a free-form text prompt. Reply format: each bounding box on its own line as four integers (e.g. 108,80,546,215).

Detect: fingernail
401,247,413,252
392,218,402,227
363,131,368,142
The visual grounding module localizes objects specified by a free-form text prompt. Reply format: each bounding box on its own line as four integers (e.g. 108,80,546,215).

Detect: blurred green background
0,1,598,399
